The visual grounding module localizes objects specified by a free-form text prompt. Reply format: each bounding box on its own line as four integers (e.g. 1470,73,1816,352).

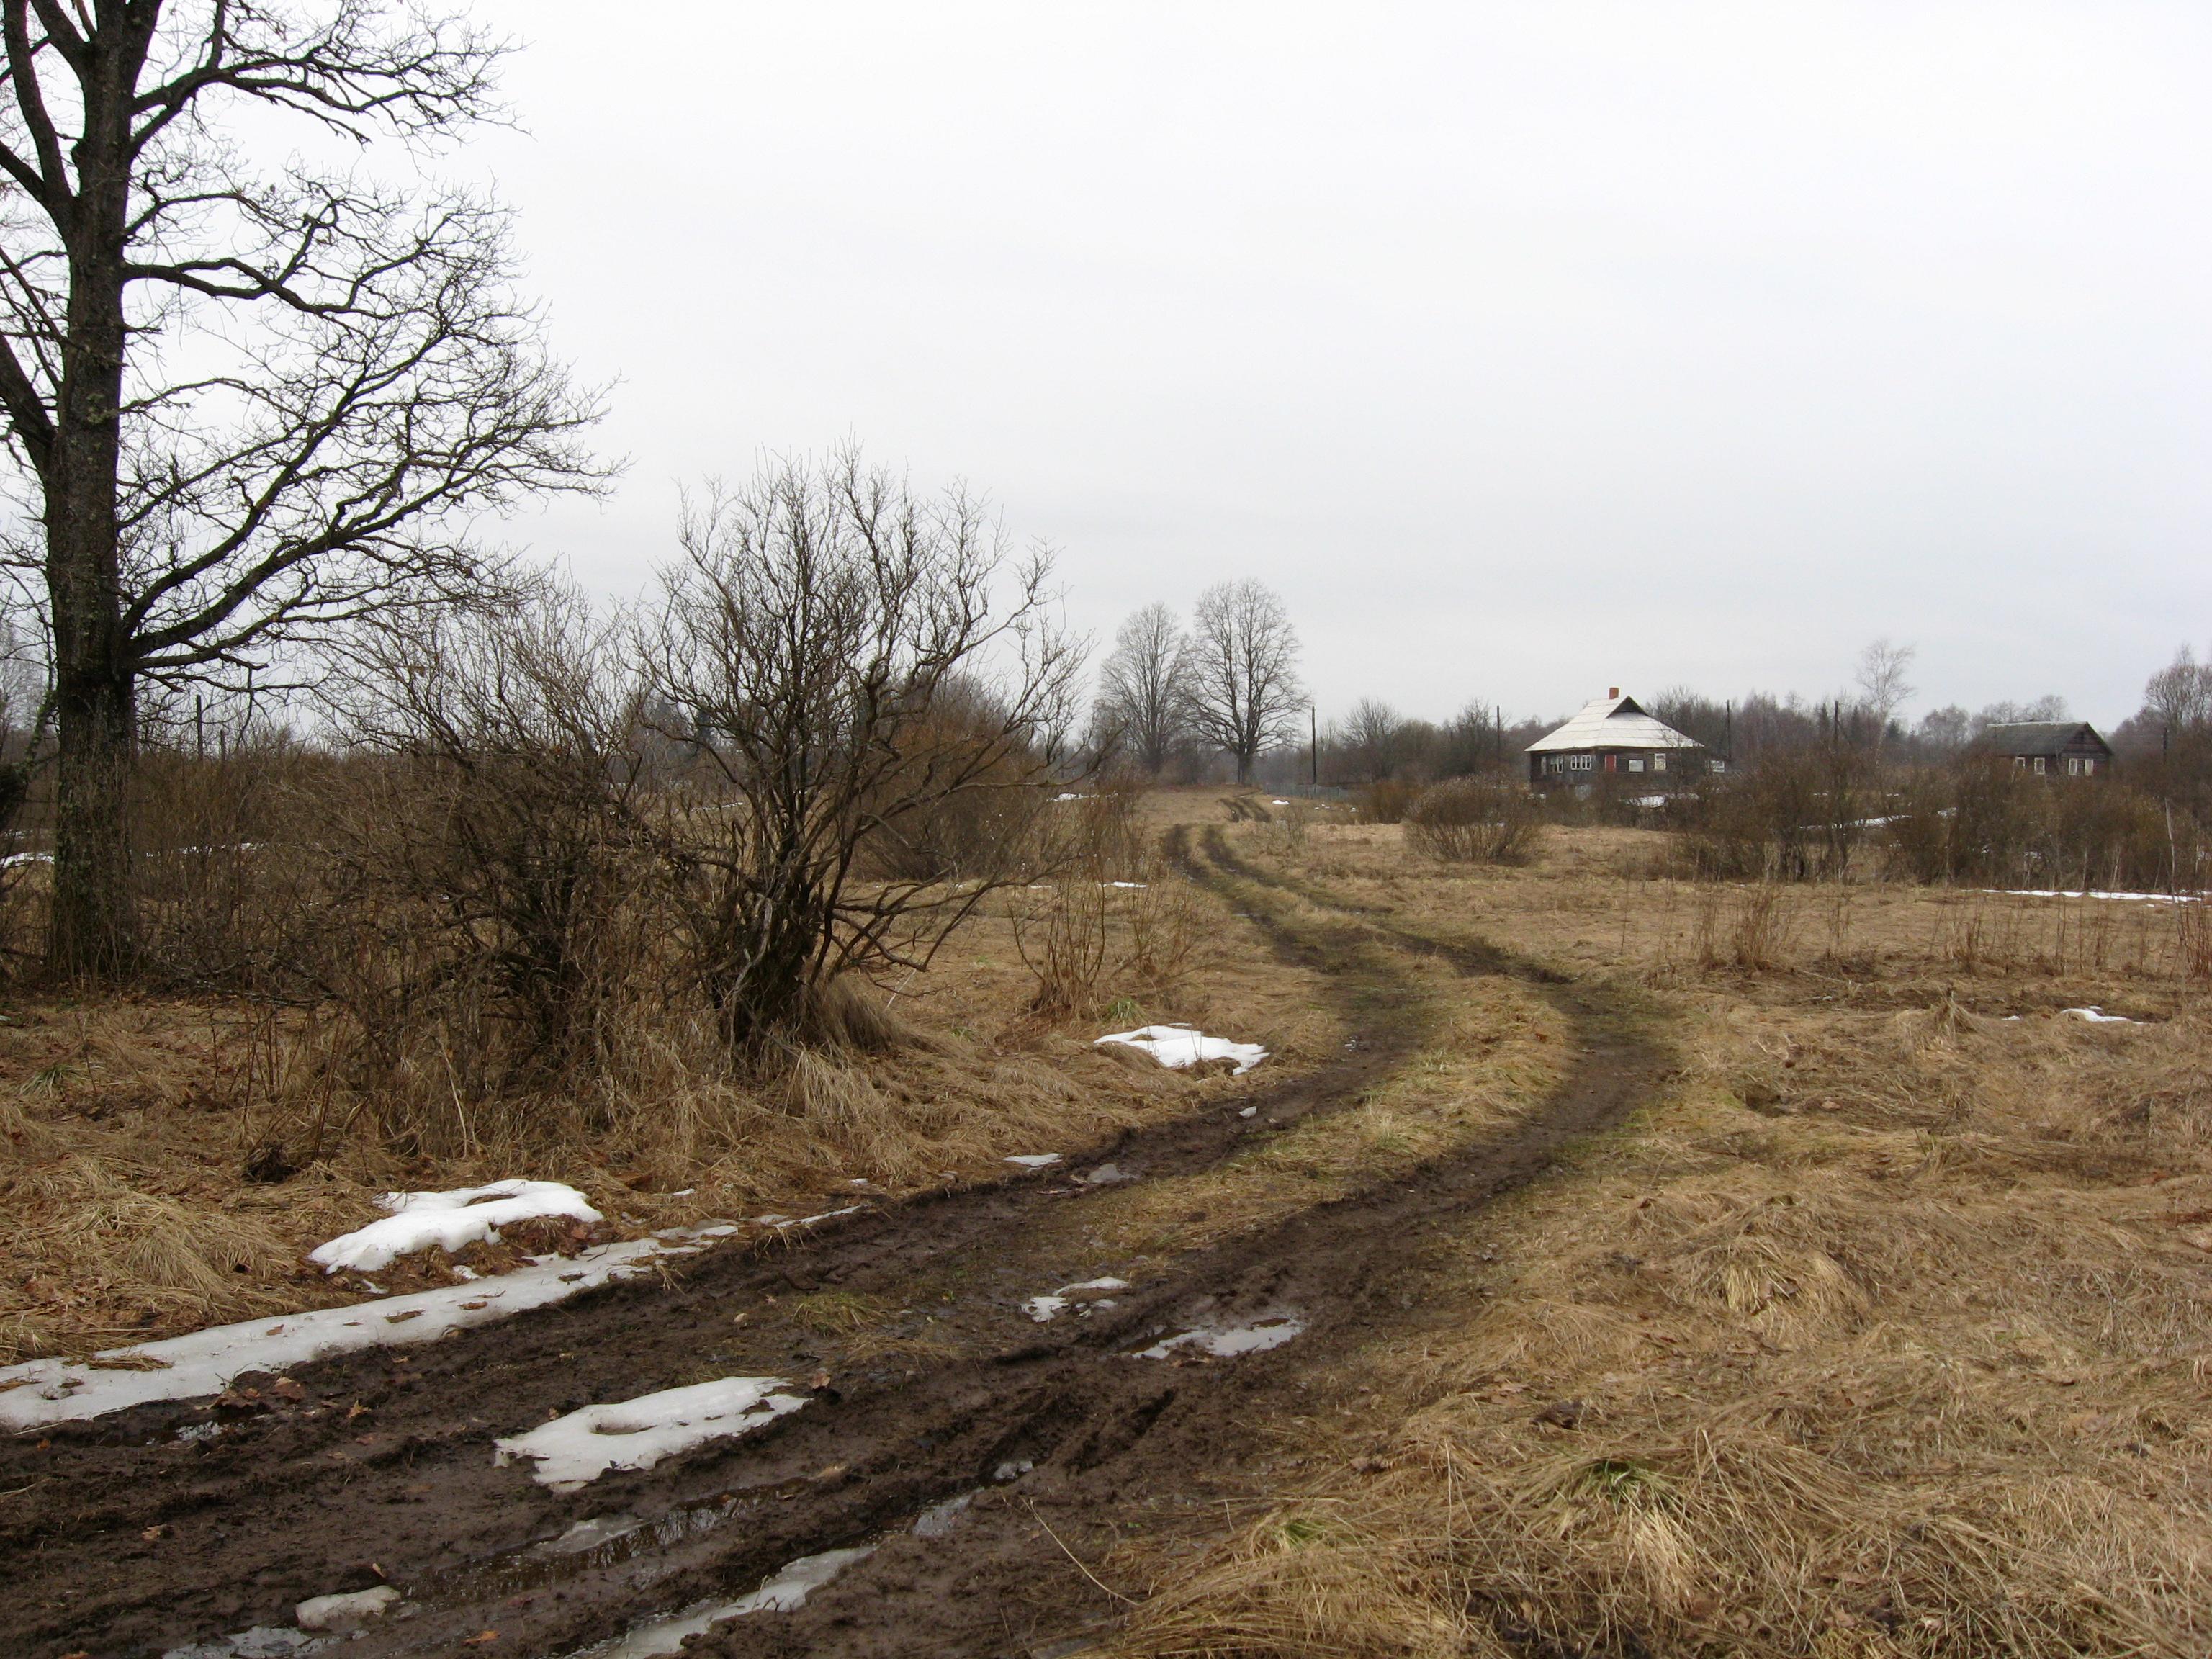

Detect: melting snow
1004,1153,1062,1169
1137,1313,1305,1360
2063,1006,2139,1023
495,1375,809,1491
1023,1277,1131,1322
308,1180,601,1273
0,1230,722,1429
1984,888,2204,904
1096,1025,1269,1076
583,1547,876,1658
161,1629,316,1659
295,1586,400,1630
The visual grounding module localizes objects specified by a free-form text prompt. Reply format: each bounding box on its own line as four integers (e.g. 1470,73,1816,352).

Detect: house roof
1977,721,2112,757
1526,693,1706,755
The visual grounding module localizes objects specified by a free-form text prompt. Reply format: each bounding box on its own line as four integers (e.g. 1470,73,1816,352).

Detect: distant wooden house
1527,689,1709,788
1978,721,2112,778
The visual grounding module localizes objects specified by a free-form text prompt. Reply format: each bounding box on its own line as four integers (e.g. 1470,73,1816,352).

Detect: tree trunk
40,41,142,981
49,665,135,979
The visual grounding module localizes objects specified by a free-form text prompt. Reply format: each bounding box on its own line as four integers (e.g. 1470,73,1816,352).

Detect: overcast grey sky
461,2,2211,729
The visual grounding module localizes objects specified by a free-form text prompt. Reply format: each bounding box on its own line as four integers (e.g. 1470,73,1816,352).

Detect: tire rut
2,832,1665,1659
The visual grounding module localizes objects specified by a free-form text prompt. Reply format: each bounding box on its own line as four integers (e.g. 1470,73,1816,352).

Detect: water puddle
913,1491,977,1537
1136,1310,1305,1359
567,1546,877,1658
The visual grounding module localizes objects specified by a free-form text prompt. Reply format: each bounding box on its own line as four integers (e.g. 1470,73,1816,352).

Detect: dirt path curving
3,830,1668,1659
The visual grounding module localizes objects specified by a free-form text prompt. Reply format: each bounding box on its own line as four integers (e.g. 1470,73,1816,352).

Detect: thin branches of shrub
1405,778,1541,865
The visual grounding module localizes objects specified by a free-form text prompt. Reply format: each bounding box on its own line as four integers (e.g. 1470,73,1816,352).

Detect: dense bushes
1404,778,1541,864
1673,752,2201,891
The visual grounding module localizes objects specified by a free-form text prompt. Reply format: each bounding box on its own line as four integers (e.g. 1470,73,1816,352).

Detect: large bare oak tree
1093,601,1190,775
1187,578,1302,785
0,1,607,977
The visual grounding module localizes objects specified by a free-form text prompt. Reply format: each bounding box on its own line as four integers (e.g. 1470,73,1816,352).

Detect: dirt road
4,830,1665,1659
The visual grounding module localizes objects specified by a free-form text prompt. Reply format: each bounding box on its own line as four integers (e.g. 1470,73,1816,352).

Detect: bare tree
642,450,1082,1050
1186,579,1302,786
1854,638,1917,755
2143,646,2212,736
1341,696,1408,783
0,1,610,978
1094,601,1190,775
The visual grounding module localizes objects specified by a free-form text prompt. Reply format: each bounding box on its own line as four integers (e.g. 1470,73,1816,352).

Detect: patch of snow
992,1457,1034,1482
295,1586,400,1631
495,1375,809,1491
1053,791,1084,802
308,1179,601,1274
751,1205,862,1232
583,1548,876,1658
2062,1006,2138,1023
1272,799,1290,806
0,1230,724,1429
1238,1106,1257,1118
1137,1312,1305,1360
1023,1277,1131,1322
1082,1163,1131,1185
0,850,51,867
1004,1153,1061,1169
161,1629,318,1659
1094,1024,1269,1076
1984,888,2204,904
913,1491,976,1537
1101,880,1148,889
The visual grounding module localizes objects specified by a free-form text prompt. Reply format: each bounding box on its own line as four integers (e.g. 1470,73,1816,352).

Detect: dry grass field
7,793,2212,1657
1100,811,2212,1658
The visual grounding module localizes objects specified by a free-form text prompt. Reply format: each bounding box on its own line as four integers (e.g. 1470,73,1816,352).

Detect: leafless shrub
1404,778,1541,865
1694,884,1794,971
641,449,1082,1050
1360,778,1422,825
2177,903,2212,984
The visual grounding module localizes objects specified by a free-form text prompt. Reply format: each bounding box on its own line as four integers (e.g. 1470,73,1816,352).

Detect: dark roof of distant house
1977,721,2111,757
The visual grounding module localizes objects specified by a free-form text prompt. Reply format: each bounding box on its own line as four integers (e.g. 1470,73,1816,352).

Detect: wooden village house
1977,721,2113,777
1527,689,1709,788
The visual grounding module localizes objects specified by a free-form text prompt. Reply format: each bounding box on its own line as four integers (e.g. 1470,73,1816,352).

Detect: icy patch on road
309,1179,602,1272
0,1230,724,1429
1095,1024,1268,1075
1137,1311,1305,1359
1004,1152,1062,1169
1023,1277,1130,1322
914,1491,976,1536
580,1547,876,1658
2063,1006,2139,1023
746,1205,863,1231
162,1629,320,1659
496,1375,809,1491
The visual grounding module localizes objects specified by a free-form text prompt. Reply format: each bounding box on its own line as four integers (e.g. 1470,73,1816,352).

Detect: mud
1,829,1665,1659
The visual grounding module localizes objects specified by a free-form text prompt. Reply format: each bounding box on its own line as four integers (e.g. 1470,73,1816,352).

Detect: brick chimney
1608,686,1620,699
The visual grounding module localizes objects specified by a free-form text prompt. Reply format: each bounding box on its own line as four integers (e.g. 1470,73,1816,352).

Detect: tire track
1,830,1665,1659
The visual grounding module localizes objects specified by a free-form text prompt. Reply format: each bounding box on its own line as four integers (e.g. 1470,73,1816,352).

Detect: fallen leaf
347,1401,370,1421
271,1378,306,1401
383,1309,423,1324
141,1524,165,1541
464,1632,500,1646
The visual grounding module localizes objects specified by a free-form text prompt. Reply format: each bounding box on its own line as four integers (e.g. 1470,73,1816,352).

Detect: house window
1627,757,1645,773
1653,754,1667,773
2033,756,2046,775
1568,754,1594,772
1710,759,1726,774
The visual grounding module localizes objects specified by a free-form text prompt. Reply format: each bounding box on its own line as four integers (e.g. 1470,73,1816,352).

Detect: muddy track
3,830,1667,1659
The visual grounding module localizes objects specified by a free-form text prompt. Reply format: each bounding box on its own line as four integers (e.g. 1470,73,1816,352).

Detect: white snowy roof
1526,693,1705,754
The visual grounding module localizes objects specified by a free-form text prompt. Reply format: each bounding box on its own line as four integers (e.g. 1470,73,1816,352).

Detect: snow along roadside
495,1375,809,1490
307,1179,603,1274
0,1225,742,1430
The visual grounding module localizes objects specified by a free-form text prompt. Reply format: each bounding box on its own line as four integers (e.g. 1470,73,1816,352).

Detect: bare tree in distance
1187,579,1303,786
0,1,611,979
1094,601,1191,775
1855,638,1917,755
642,449,1083,1051
1341,696,1409,783
2142,646,2212,737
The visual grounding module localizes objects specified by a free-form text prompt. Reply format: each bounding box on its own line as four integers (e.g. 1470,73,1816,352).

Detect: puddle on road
163,1631,325,1659
912,1491,977,1537
1135,1310,1305,1359
567,1546,878,1658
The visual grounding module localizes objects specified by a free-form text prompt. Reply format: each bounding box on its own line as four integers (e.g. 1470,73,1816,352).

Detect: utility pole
1310,704,1318,786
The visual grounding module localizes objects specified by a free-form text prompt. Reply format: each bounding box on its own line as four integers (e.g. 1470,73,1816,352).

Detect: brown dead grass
0,841,1326,1364
1105,821,2212,1659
